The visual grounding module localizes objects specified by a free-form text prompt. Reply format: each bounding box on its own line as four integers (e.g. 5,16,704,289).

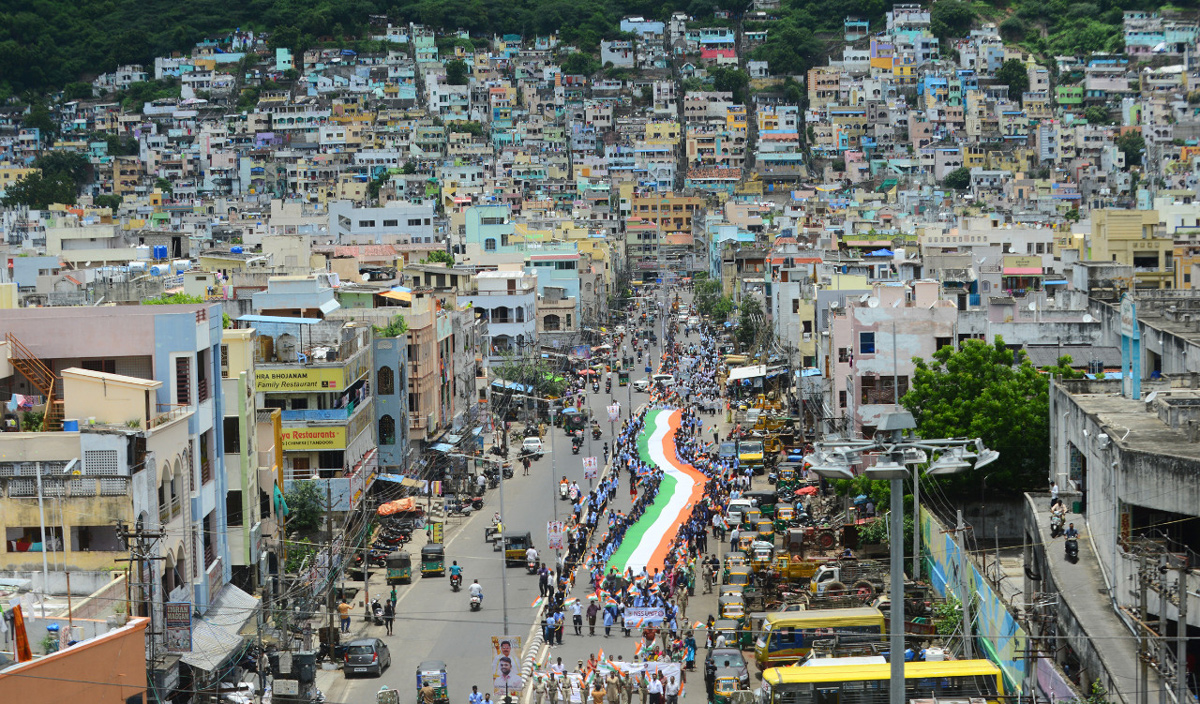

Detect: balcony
2,476,128,498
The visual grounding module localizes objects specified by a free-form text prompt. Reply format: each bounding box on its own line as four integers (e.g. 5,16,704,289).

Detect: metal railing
149,404,191,430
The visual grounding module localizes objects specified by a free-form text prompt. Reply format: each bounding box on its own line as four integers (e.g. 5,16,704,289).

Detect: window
544,314,561,331
220,344,230,378
861,375,909,405
379,415,396,446
802,320,813,334
82,359,116,373
839,390,847,408
935,336,952,351
175,357,191,405
358,220,376,228
383,219,398,227
838,347,851,363
6,526,63,552
226,490,243,527
70,525,123,552
485,238,497,251
378,366,395,395
859,332,876,354
501,234,509,247
196,349,209,403
408,218,422,227
792,299,800,313
223,417,241,454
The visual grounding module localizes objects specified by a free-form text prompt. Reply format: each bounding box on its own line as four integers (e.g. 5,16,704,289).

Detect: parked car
344,638,391,678
522,437,545,458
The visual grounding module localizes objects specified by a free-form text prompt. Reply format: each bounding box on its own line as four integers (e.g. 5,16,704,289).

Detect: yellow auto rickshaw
749,543,774,572
420,544,445,577
724,568,751,590
742,508,762,532
756,520,774,543
774,504,795,533
722,552,748,581
719,594,746,621
736,533,755,553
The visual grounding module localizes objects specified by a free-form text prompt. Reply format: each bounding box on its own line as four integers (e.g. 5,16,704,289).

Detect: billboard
256,368,344,392
281,426,347,450
164,601,192,653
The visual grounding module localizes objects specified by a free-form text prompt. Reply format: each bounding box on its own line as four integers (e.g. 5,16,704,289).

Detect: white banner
607,403,621,422
622,605,666,628
547,521,565,550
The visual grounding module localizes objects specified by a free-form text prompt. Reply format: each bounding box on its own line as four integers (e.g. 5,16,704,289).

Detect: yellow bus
759,659,1005,704
754,608,886,670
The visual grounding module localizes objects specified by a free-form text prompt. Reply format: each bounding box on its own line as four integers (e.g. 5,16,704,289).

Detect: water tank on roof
231,246,244,254
135,246,150,260
153,245,168,260
172,260,191,273
129,261,147,274
150,264,168,277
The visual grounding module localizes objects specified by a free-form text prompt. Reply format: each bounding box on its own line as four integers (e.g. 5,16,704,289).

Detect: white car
652,373,675,388
633,379,651,392
521,437,545,457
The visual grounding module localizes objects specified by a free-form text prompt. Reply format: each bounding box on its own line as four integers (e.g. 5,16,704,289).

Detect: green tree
445,59,469,86
901,338,1083,494
930,1,976,39
426,250,455,266
561,53,600,76
23,103,57,139
284,481,326,532
996,59,1030,97
942,166,971,190
1,172,77,208
1084,106,1111,125
735,298,763,351
94,194,123,210
710,65,750,104
1116,130,1145,168
34,152,91,189
492,353,567,398
155,176,173,195
143,292,205,305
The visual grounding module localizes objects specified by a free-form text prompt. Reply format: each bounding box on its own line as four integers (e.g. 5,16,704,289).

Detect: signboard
582,457,598,479
256,367,344,392
491,636,524,696
622,605,665,628
1002,255,1042,270
164,601,192,653
281,426,347,450
547,521,565,550
607,404,621,422
1119,294,1136,339
429,521,444,544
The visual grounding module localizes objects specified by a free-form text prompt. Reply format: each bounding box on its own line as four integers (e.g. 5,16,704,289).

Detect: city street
320,338,664,704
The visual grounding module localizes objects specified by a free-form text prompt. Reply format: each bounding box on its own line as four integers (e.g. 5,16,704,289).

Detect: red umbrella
578,369,598,376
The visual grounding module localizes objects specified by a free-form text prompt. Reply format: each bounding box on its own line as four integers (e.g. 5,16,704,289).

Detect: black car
344,638,392,677
705,648,749,687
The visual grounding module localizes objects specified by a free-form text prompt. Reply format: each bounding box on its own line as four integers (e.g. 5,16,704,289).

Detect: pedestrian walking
572,599,583,635
337,599,352,633
587,600,599,636
383,600,395,635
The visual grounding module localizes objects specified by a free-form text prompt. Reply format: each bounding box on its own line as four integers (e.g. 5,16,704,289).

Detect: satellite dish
1082,314,1094,323
859,294,870,303
1145,390,1159,404
866,297,880,308
1028,301,1037,311
829,300,841,309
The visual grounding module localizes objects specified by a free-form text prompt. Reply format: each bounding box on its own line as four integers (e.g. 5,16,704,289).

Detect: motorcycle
592,382,600,393
606,380,612,393
371,598,384,626
527,559,538,575
502,462,514,479
469,495,484,511
450,574,462,592
1065,536,1079,563
1050,513,1063,538
469,594,482,611
592,427,602,441
571,439,581,455
559,482,569,500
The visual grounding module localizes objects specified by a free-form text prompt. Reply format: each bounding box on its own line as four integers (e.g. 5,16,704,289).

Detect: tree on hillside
996,59,1030,97
930,1,976,39
942,166,971,191
735,298,763,352
694,278,735,322
1116,130,1145,168
1,172,77,209
901,338,1083,495
710,66,750,105
445,59,469,85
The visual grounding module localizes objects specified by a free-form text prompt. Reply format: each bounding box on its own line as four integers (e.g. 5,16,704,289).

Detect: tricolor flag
531,596,546,608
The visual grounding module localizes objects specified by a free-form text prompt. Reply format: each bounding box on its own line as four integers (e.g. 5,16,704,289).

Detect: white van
652,373,675,387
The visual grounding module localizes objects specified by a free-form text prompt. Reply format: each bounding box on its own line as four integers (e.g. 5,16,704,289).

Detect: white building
328,201,437,245
461,268,539,361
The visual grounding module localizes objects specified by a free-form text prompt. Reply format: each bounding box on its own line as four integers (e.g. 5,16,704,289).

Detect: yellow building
0,163,38,193
644,122,681,145
1090,209,1173,289
624,190,704,234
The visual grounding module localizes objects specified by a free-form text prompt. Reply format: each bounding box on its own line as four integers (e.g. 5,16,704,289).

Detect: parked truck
810,558,887,598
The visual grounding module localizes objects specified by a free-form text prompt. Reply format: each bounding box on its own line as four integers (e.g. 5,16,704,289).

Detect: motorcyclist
469,579,484,603
1064,523,1079,540
526,546,539,564
449,560,463,579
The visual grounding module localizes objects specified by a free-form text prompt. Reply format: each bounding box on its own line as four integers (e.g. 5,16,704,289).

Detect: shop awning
727,364,767,382
180,585,259,672
380,287,413,302
1002,267,1044,275
1044,278,1069,285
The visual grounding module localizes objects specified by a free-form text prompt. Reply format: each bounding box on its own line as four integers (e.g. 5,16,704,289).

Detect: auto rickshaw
736,533,756,553
719,594,746,622
724,568,751,590
713,676,741,704
744,491,776,518
774,504,795,533
749,543,774,572
502,532,533,566
738,612,768,650
386,551,412,585
722,552,748,581
619,370,630,387
420,544,445,577
416,661,449,704
563,409,590,434
709,618,739,647
756,520,775,543
741,509,761,532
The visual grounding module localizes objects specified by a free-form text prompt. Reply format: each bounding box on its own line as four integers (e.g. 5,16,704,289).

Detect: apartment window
485,238,497,251
935,336,952,351
69,525,122,551
220,344,230,378
226,490,243,527
6,526,63,552
839,390,847,408
82,359,116,373
859,332,876,354
408,218,422,226
196,350,210,403
358,220,376,228
223,417,241,454
378,366,395,395
792,299,800,313
382,219,398,227
175,357,191,405
379,415,396,446
802,321,813,334
861,375,909,405
838,347,851,363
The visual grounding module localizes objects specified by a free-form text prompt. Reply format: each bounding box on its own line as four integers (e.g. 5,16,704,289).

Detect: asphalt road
321,338,662,704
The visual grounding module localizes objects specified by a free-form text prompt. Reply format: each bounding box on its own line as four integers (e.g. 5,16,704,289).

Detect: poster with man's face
491,635,524,695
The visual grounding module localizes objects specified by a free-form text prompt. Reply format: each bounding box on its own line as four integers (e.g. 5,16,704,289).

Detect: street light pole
498,455,510,636
888,474,905,704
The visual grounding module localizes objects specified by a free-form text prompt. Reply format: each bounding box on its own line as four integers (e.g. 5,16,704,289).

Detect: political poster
547,521,565,550
491,635,524,695
607,403,621,422
164,602,192,653
583,456,598,479
622,605,666,628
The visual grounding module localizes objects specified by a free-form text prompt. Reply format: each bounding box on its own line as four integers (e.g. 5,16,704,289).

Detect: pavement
311,305,681,704
1029,496,1162,704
